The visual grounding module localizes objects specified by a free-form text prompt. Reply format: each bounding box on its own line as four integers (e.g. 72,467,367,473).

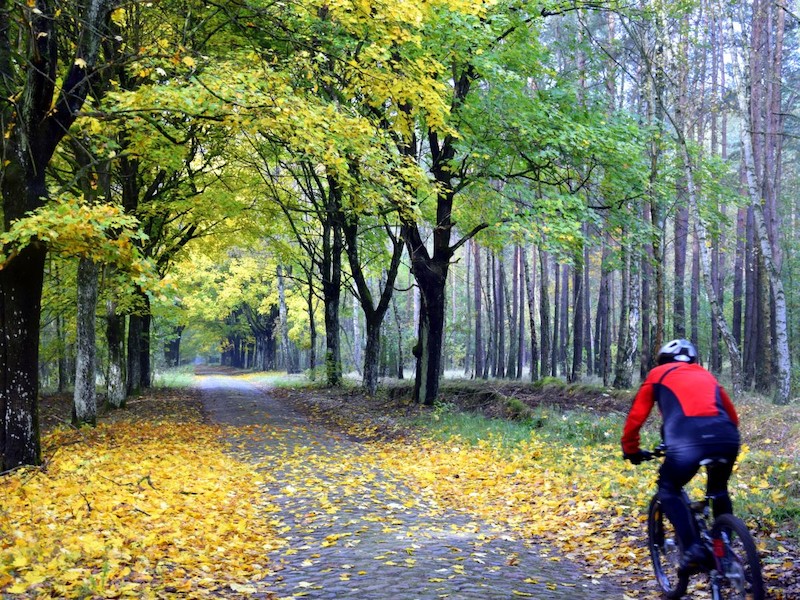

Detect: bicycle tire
710,513,764,600
647,494,689,598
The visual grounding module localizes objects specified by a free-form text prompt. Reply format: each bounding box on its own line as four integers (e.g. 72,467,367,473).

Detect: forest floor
6,370,796,599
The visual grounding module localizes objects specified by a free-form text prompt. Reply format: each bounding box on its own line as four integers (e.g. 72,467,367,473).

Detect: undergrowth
416,391,800,544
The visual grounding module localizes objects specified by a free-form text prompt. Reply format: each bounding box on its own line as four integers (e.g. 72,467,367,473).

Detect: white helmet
656,339,698,365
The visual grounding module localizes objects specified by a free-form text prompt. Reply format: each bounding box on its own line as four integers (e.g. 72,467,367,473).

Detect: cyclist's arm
621,381,656,454
719,386,739,426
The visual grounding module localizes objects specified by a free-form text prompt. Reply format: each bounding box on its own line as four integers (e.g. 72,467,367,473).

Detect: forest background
1,0,799,470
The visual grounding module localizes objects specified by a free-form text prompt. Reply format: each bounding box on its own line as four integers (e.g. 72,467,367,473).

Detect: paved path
196,375,625,599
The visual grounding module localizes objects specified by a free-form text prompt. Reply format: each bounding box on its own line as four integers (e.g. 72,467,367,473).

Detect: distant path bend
196,374,625,599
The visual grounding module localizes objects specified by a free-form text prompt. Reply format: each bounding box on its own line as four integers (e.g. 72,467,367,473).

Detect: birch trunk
722,2,790,403
524,246,539,382
677,138,743,394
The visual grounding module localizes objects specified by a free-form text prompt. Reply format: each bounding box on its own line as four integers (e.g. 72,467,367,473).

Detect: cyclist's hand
624,450,653,465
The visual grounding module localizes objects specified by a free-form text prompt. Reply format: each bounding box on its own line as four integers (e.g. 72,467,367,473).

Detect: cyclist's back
623,360,740,454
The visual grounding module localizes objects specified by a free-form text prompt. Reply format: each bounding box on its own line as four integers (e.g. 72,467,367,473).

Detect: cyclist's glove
623,450,652,465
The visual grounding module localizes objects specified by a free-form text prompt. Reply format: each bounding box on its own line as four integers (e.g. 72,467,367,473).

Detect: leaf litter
2,383,797,599
1,390,283,598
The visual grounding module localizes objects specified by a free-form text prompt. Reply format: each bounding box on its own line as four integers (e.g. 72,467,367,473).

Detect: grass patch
152,365,196,388
418,400,653,450
240,371,311,388
422,403,534,449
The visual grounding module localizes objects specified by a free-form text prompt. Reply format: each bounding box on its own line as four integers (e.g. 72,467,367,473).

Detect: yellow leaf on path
230,583,258,593
11,553,29,568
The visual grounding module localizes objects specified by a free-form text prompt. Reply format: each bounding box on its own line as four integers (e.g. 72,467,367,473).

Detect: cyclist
621,339,740,576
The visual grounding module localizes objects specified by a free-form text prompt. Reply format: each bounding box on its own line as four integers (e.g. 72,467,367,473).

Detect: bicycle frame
643,447,764,600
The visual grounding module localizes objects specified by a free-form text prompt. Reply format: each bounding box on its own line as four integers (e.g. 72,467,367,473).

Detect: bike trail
196,375,627,599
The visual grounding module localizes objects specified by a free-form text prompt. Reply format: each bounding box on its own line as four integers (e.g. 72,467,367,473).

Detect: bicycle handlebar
641,444,666,461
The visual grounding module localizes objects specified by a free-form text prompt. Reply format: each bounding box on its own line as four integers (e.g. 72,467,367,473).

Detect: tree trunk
691,233,700,350
304,270,317,380
321,219,343,387
582,238,592,376
484,250,494,379
743,208,758,388
539,251,552,379
0,245,47,470
558,264,569,377
409,261,448,405
106,300,126,409
277,265,299,374
392,293,405,379
352,295,362,376
140,299,152,389
711,235,722,373
640,230,652,379
127,315,143,396
524,246,539,381
496,253,507,379
613,247,635,389
507,247,519,379
517,245,526,379
595,236,613,385
570,251,584,383
473,242,484,379
551,259,560,377
73,257,99,426
164,326,184,368
464,241,473,376
673,203,689,338
732,207,746,348
404,217,455,405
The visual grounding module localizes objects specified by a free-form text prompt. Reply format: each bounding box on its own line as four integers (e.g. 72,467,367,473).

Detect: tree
1,0,117,470
343,217,405,395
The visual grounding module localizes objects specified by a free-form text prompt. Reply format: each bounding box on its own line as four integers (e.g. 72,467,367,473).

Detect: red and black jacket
621,362,739,455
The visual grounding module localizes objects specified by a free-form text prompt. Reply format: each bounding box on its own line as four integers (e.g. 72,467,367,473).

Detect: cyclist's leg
705,445,738,519
657,450,700,549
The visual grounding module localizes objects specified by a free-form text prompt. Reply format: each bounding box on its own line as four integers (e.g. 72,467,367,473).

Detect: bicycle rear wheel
647,495,689,599
710,513,764,600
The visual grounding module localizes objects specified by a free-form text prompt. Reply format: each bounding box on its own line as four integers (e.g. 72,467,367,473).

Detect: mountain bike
643,446,764,599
